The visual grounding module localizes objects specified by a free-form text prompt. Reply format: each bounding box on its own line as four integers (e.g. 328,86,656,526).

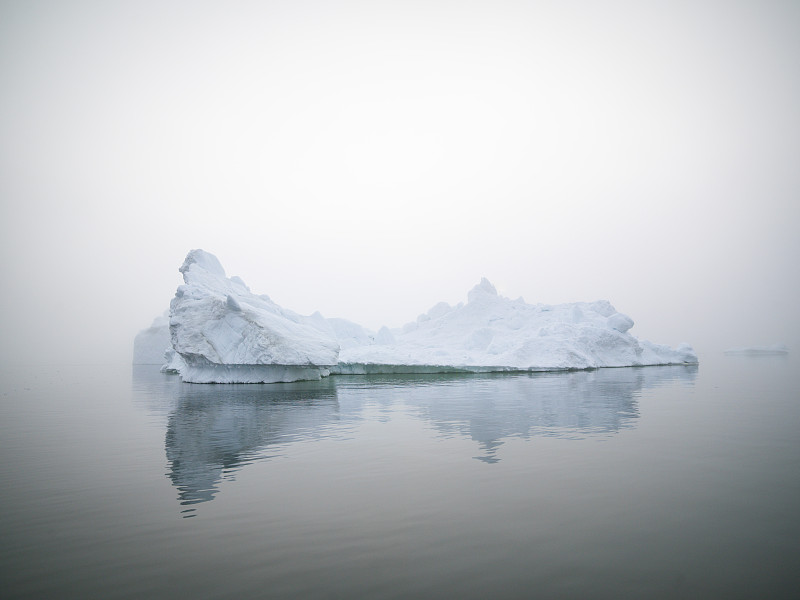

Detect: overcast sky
1,0,798,365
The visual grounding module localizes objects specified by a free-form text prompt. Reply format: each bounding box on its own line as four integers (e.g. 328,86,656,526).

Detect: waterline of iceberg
331,362,692,376
179,362,331,384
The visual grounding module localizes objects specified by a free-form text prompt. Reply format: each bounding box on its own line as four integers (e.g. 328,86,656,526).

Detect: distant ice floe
723,344,789,356
134,250,699,383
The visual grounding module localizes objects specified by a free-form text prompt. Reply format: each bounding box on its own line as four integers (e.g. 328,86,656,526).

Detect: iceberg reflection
132,368,340,517
166,383,340,515
132,364,697,514
360,365,698,463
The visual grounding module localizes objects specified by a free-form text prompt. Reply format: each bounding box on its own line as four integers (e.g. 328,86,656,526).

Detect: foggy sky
1,0,799,365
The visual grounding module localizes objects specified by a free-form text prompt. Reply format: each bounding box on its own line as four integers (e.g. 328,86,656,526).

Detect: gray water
1,355,798,599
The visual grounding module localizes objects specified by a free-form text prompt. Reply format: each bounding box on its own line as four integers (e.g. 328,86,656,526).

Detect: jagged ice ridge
134,250,698,383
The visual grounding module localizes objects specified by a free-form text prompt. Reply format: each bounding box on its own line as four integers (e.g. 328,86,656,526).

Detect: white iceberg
334,277,697,373
139,250,698,383
168,250,339,383
723,344,788,356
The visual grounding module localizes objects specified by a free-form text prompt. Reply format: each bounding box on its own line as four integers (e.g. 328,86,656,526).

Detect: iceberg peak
179,249,226,281
468,278,498,303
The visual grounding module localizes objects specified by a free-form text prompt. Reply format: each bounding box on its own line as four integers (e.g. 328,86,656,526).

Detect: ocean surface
1,353,798,599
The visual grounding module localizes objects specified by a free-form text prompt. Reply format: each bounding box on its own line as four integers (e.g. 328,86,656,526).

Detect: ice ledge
178,360,698,383
332,361,697,376
179,363,332,384
332,363,508,375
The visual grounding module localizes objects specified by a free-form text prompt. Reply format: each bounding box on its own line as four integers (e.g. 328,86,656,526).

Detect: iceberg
139,250,698,383
334,277,697,373
132,312,171,365
168,250,339,383
723,344,788,356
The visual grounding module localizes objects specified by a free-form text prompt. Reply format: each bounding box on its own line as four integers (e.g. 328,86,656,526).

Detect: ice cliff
168,250,339,383
138,250,698,383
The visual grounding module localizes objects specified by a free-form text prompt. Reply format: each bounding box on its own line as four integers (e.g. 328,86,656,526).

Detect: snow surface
140,250,698,383
335,277,697,372
723,344,789,356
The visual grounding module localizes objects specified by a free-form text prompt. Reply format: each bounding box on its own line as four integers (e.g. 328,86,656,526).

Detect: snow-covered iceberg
141,250,697,383
168,250,339,383
334,277,697,373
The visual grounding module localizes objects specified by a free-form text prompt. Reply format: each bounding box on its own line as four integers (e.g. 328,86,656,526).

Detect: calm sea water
1,354,798,599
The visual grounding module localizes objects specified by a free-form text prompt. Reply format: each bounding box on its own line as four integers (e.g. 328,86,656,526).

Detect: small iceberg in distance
723,344,789,356
136,250,699,383
132,312,171,365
